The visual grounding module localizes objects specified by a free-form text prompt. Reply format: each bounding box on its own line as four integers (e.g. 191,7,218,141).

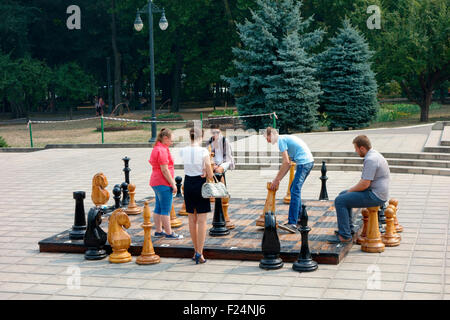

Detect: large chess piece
256,182,278,227
121,182,129,207
170,204,183,228
108,208,132,263
389,199,403,233
381,206,401,247
356,208,369,245
84,207,107,260
222,196,234,229
293,205,318,272
178,185,188,216
136,201,160,265
91,173,110,207
70,191,87,240
361,206,385,253
259,211,283,270
125,183,142,215
122,156,131,184
378,203,386,233
319,161,329,200
113,184,122,209
209,196,230,236
175,176,183,197
283,162,296,204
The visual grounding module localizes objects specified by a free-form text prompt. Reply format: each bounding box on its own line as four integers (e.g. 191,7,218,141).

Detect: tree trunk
420,90,432,122
111,0,121,110
171,43,183,113
214,82,221,110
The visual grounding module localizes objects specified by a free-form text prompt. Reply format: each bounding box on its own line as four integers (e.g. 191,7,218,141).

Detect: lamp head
134,11,144,32
159,9,168,30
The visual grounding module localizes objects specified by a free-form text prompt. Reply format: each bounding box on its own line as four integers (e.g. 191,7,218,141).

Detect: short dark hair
353,135,372,149
189,127,204,141
210,124,220,130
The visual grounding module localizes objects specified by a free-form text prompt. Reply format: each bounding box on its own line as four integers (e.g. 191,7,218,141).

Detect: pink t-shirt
149,141,174,187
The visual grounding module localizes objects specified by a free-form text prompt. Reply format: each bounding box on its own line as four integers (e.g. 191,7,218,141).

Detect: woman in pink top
149,128,183,239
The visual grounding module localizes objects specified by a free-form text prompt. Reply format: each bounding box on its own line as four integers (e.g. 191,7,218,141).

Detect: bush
142,113,183,121
375,103,442,122
0,136,9,148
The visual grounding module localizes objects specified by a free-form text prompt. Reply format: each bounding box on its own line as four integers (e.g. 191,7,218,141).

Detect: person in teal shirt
264,127,314,233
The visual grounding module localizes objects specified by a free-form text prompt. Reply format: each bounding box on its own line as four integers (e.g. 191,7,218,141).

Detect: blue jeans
288,161,314,224
335,189,385,239
152,185,173,215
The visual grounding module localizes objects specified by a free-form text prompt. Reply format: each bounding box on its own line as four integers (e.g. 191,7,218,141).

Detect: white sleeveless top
179,145,210,177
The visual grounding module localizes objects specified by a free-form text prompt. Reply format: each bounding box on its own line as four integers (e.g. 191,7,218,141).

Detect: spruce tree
317,20,378,130
224,0,324,133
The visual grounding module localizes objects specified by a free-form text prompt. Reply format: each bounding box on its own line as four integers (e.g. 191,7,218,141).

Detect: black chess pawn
293,205,318,272
69,191,87,240
113,184,122,209
122,156,131,184
121,182,129,207
259,211,283,270
175,176,183,197
378,203,386,233
83,207,107,260
209,174,230,236
319,161,329,201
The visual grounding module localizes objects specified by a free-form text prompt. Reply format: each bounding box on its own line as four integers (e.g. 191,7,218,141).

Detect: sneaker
334,229,355,236
278,223,298,233
327,234,352,244
154,231,166,238
165,232,184,240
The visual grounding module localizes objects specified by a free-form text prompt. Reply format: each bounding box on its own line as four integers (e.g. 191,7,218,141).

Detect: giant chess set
39,157,404,270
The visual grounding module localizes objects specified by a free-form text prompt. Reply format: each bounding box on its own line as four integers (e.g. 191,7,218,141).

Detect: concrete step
232,156,450,169
173,162,450,176
440,126,450,146
423,125,450,153
232,151,450,161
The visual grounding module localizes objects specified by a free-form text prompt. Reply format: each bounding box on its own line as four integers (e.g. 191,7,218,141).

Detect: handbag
201,175,230,198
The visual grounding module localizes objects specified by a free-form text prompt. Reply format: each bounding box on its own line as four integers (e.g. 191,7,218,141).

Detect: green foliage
53,62,97,109
225,0,324,133
317,20,378,130
0,136,9,148
208,109,238,117
375,103,442,122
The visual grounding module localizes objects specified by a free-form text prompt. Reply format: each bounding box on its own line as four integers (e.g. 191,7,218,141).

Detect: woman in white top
180,127,214,264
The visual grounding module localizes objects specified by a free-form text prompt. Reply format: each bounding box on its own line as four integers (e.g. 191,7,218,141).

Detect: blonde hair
155,128,172,146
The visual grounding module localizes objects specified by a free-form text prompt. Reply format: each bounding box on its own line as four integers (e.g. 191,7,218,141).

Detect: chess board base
39,198,362,265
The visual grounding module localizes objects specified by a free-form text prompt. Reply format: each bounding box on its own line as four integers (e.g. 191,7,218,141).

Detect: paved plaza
0,126,449,300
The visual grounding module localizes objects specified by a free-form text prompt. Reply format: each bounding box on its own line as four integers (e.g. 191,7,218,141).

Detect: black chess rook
175,176,183,198
69,191,87,240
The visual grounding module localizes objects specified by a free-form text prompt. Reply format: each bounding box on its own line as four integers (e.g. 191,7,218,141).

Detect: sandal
194,252,207,264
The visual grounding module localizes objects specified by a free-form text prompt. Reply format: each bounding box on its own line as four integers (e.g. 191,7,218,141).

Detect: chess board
39,197,362,265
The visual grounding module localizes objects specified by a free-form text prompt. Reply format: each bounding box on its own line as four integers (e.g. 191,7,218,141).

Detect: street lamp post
134,1,168,143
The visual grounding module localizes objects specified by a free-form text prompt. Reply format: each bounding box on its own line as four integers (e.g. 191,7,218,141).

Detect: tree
53,62,97,110
264,33,322,133
317,20,378,130
225,0,323,132
374,0,449,122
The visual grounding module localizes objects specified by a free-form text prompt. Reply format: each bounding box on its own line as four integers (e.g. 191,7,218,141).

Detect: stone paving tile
283,287,325,299
292,277,331,288
160,291,205,300
239,294,282,300
403,292,443,300
201,292,242,300
322,288,363,300
404,282,443,293
175,281,217,293
9,293,51,300
209,283,251,295
0,282,35,293
189,272,227,283
362,290,403,300
411,258,445,267
126,289,166,300
89,287,136,299
328,279,368,290
140,279,183,290
245,284,286,296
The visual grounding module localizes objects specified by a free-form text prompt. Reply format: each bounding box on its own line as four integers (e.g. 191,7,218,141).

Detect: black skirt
183,175,211,214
